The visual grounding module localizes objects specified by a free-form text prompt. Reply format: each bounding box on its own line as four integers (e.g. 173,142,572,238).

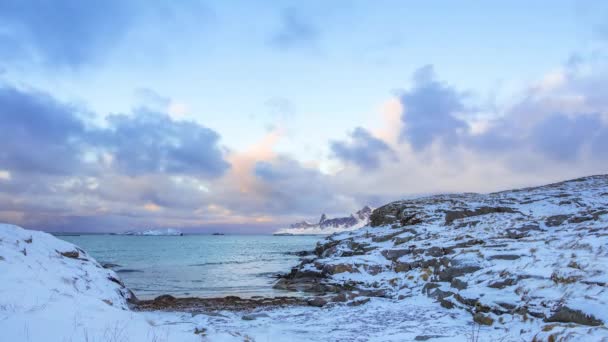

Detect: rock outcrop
276,175,608,339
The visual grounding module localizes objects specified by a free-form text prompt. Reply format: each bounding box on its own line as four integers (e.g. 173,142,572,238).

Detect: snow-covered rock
274,206,373,235
118,228,183,236
278,175,608,340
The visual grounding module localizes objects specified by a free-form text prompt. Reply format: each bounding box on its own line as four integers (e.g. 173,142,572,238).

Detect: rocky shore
269,175,608,339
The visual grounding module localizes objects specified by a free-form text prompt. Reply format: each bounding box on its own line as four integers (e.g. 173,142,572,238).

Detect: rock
101,263,121,269
347,297,370,306
372,230,405,243
450,278,468,290
427,288,455,301
393,236,414,245
57,250,79,259
307,297,327,307
440,299,455,309
488,278,517,289
437,265,481,282
194,327,206,335
323,263,356,275
545,215,571,227
545,306,603,326
422,283,440,295
425,246,453,257
445,207,517,225
488,254,521,261
414,335,446,341
242,313,270,320
473,313,494,326
381,249,412,261
154,295,177,304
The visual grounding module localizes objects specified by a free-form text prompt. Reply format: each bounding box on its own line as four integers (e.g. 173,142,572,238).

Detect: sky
1,0,608,233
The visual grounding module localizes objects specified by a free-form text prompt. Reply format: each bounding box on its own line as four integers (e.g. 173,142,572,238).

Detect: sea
57,234,320,299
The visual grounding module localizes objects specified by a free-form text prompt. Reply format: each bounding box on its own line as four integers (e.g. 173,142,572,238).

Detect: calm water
58,234,320,299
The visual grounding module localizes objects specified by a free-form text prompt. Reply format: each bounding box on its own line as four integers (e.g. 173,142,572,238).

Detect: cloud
269,8,319,49
330,127,396,170
0,0,138,67
252,157,356,215
0,85,88,174
100,110,229,177
399,65,469,149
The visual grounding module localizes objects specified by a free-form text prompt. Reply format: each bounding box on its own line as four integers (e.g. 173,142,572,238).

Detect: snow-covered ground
2,175,608,341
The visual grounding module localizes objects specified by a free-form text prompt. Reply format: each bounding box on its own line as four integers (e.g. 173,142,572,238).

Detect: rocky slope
274,206,373,235
275,175,608,340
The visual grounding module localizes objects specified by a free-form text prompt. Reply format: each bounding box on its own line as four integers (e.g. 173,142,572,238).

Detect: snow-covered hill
0,224,199,342
276,175,608,340
274,206,373,235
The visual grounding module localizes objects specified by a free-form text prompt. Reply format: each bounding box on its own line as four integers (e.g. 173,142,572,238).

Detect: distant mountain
274,206,373,235
118,228,183,236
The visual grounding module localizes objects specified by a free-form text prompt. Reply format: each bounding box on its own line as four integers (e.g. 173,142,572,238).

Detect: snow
118,228,183,236
2,175,608,341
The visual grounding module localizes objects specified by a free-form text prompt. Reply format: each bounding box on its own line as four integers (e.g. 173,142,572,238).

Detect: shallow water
58,234,320,299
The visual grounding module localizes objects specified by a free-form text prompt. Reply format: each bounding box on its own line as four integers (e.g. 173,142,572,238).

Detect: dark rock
322,263,356,275
307,297,327,307
347,297,370,306
381,249,412,261
422,283,440,295
545,215,571,227
437,265,481,282
372,230,405,243
545,306,603,326
393,236,414,245
440,299,455,309
445,206,518,225
488,278,517,289
57,250,79,259
450,278,468,290
414,335,446,341
154,295,176,304
427,288,454,301
488,254,521,261
101,263,121,269
473,313,494,326
425,246,454,257
242,313,270,320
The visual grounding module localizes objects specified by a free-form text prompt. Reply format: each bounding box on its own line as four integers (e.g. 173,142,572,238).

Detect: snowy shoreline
2,175,608,341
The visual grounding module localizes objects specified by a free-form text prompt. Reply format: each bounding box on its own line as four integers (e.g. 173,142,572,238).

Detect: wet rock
101,263,121,269
445,206,517,225
545,215,571,227
545,306,603,326
473,313,494,326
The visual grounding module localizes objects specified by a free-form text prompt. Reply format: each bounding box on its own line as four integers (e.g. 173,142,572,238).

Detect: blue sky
1,1,608,232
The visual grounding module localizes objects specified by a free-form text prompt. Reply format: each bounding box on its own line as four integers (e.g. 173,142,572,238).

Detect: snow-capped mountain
274,206,373,235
